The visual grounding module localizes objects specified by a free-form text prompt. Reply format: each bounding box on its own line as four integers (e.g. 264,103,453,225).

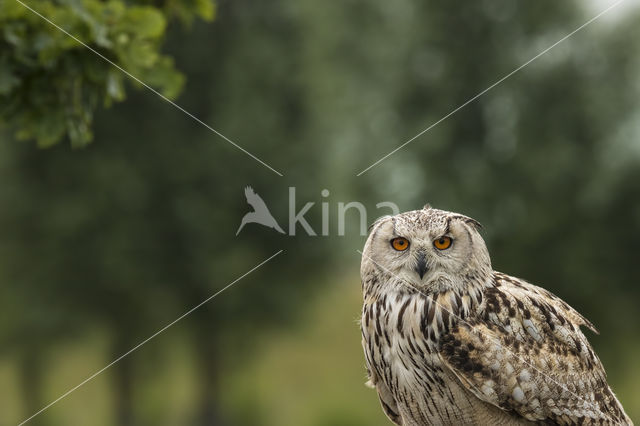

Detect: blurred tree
0,0,216,423
0,0,324,424
354,0,640,412
0,0,214,147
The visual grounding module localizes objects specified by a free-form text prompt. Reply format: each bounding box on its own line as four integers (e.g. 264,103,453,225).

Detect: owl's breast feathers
361,271,633,425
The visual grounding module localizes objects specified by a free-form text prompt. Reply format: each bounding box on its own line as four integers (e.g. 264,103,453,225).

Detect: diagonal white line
356,0,627,176
18,249,284,426
356,249,605,415
14,0,283,177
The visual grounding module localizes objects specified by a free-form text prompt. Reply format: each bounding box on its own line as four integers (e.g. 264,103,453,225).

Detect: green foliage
0,0,214,147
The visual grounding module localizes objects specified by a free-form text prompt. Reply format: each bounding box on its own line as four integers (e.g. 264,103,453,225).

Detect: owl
360,206,632,425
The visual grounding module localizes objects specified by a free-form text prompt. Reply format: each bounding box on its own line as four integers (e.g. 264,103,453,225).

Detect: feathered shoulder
438,272,631,424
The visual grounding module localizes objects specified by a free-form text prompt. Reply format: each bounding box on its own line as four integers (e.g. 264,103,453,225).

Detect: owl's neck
363,265,493,304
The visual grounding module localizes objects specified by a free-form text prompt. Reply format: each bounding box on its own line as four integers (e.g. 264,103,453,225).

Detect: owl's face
363,207,492,293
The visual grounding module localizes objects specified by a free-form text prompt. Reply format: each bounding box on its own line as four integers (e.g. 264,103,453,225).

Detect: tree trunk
196,328,226,426
113,338,135,426
20,350,45,426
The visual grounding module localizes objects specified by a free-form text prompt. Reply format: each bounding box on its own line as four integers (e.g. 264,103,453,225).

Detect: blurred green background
1,0,639,424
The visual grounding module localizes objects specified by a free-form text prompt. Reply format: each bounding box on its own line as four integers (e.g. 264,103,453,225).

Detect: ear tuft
465,218,483,231
423,203,432,210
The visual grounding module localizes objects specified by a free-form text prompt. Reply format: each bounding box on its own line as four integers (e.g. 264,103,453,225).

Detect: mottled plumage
360,206,631,425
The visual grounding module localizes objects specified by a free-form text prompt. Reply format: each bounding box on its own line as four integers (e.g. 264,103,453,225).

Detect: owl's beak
415,252,428,279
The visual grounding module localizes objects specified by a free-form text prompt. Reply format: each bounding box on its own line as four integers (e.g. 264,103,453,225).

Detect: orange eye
433,236,452,250
390,237,410,251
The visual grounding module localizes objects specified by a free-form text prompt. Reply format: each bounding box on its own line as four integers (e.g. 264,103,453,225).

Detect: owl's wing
366,374,402,425
363,340,402,425
437,275,631,424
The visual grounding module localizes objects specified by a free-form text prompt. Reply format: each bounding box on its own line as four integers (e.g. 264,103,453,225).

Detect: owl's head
362,206,492,293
